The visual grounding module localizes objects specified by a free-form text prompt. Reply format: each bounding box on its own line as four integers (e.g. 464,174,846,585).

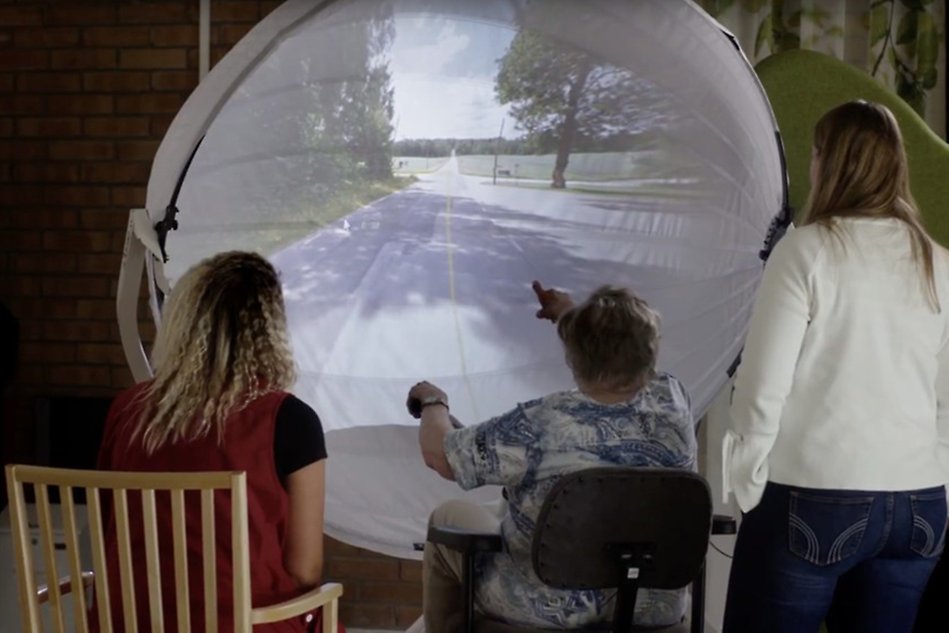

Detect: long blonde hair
800,100,939,310
134,251,296,453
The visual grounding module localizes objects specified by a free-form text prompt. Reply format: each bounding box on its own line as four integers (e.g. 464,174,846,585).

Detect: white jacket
724,217,949,512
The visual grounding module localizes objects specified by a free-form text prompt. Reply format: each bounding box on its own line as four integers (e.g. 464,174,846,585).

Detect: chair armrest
36,571,95,605
427,525,503,553
251,582,343,625
712,513,737,535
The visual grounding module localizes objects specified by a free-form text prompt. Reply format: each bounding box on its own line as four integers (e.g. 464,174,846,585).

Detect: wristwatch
420,396,449,412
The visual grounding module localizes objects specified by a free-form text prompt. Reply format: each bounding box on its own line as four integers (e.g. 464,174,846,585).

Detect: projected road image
164,2,771,555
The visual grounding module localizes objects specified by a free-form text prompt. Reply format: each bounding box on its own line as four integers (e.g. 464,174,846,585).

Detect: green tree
496,30,657,188
303,9,395,185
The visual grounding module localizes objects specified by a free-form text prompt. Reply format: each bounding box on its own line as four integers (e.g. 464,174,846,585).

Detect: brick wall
0,1,421,628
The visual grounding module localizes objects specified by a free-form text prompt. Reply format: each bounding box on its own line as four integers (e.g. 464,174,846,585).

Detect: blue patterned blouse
443,372,696,628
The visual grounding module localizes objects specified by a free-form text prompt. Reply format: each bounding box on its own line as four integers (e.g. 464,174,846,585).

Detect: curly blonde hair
133,251,296,453
557,285,661,391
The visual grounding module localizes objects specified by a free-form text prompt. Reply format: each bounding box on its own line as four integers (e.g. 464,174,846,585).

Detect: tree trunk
551,62,591,189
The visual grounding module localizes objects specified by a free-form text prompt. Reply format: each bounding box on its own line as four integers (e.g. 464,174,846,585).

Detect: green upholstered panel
755,49,949,247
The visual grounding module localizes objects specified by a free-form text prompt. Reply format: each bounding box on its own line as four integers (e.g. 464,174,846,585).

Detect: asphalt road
269,154,764,557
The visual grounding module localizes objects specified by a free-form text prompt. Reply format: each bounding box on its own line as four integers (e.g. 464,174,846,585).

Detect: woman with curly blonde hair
97,251,328,633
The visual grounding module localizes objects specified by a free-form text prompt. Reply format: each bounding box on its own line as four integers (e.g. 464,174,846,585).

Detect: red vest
96,383,305,633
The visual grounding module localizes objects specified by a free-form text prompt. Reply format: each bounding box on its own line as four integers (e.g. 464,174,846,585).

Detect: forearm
420,405,456,480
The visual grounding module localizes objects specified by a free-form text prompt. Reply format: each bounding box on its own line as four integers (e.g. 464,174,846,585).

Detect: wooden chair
5,464,343,633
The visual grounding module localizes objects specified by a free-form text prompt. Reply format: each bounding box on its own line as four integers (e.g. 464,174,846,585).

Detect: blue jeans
723,482,947,633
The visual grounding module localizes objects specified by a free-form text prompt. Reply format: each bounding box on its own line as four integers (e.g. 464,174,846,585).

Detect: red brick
76,299,116,320
118,3,192,24
0,230,42,251
12,298,78,319
13,163,81,182
326,538,384,558
0,6,44,26
150,70,197,91
0,49,49,70
48,365,112,388
338,604,395,629
0,72,13,91
111,186,147,208
120,48,187,70
79,209,127,231
209,46,229,68
42,231,113,252
84,116,150,138
0,140,46,160
81,162,150,184
214,2,259,22
83,26,150,47
50,49,117,70
16,117,82,137
150,25,198,47
49,94,114,115
111,366,136,389
76,342,126,365
326,558,400,581
45,186,112,208
17,72,82,93
77,253,122,275
83,71,150,93
0,118,11,137
47,5,117,26
20,342,77,364
7,208,79,228
358,581,423,605
395,605,423,628
49,141,114,160
16,364,46,385
115,140,160,162
115,93,182,113
213,24,253,47
42,276,111,298
1,95,46,114
0,275,42,297
150,114,175,137
399,560,422,582
14,28,80,48
13,253,77,274
1,186,44,205
0,31,10,48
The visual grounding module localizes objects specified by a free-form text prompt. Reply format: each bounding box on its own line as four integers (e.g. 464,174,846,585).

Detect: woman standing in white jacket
722,100,949,633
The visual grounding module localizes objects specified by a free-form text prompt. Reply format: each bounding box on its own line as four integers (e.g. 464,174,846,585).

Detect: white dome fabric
142,0,784,558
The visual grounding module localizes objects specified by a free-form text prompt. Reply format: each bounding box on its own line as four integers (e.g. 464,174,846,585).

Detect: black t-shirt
273,395,327,486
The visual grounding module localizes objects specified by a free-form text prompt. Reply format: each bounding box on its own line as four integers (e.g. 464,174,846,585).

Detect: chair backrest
5,464,253,633
532,467,712,590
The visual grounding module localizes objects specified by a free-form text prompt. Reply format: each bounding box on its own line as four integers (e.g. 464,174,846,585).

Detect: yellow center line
444,161,478,420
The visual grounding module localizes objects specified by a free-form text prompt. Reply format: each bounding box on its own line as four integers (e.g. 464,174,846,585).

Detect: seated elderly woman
407,281,696,631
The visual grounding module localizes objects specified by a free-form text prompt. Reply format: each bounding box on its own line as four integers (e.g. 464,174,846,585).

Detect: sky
387,15,521,140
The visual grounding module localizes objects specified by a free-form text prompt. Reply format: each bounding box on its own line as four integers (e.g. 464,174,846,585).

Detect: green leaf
740,0,769,12
920,67,938,89
755,13,774,57
869,3,891,46
788,10,802,28
699,0,736,17
915,11,939,71
896,11,918,46
900,0,925,10
777,31,801,52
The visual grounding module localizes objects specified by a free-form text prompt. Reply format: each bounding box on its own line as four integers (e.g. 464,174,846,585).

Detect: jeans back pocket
909,491,948,558
788,491,874,566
